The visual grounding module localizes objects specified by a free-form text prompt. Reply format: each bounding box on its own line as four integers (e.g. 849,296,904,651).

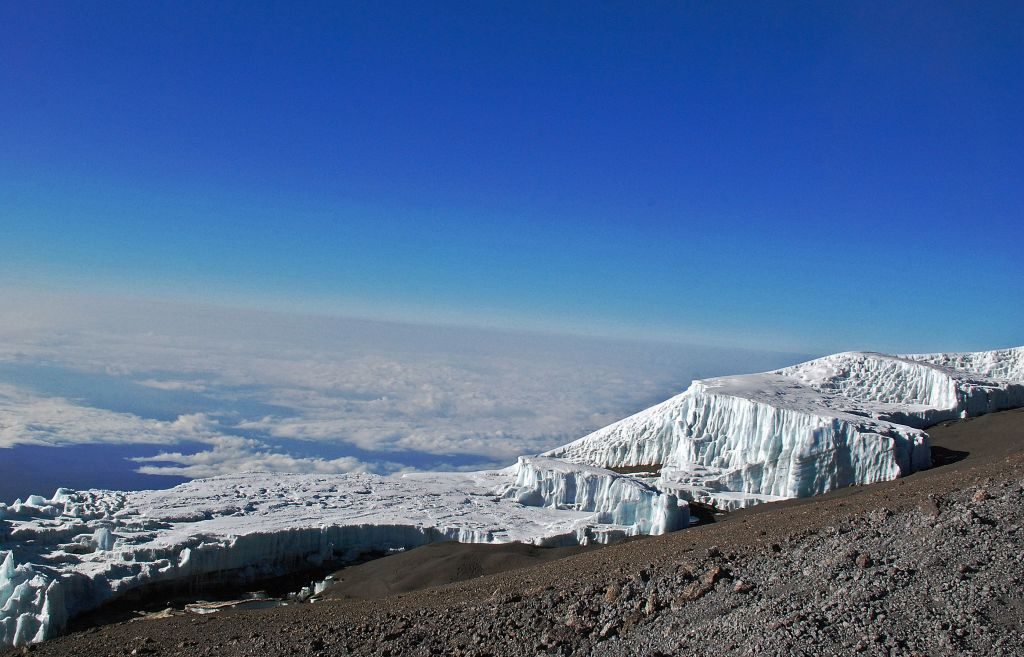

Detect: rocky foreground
8,408,1024,657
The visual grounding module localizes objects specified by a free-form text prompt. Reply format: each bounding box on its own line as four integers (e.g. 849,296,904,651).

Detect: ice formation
545,348,1024,510
2,346,1022,646
498,457,684,536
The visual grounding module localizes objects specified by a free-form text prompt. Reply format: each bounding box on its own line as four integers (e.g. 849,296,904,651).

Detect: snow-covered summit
778,350,1024,424
545,347,1024,509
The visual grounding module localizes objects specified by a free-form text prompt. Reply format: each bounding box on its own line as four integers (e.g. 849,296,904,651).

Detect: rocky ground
8,408,1024,657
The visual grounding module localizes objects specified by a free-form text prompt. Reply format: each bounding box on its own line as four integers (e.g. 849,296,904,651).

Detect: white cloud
130,435,397,478
135,379,208,392
0,385,219,449
0,385,391,479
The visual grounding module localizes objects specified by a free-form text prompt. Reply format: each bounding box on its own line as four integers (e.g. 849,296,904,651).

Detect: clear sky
1,2,1021,353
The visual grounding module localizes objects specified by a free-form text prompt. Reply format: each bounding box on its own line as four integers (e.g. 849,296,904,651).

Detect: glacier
0,461,685,646
2,346,1022,646
545,347,1024,510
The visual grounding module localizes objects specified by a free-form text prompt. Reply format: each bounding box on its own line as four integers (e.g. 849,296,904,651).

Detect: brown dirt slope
322,541,593,600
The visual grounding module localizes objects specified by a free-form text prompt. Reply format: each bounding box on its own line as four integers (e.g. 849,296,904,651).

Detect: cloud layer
0,293,806,484
0,385,209,448
130,435,399,478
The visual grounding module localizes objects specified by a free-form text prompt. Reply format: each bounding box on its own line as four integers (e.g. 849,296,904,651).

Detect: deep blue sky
1,2,1021,352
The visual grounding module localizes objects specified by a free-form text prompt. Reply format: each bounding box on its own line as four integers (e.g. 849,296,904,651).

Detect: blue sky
1,2,1021,352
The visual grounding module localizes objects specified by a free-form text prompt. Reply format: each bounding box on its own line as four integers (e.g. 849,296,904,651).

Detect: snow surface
545,348,1024,509
2,346,1022,646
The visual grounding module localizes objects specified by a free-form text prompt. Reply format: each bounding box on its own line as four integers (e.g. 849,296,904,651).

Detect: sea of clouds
0,291,807,487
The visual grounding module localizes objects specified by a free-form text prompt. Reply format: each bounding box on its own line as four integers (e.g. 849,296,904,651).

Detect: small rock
700,565,724,587
919,496,941,517
973,489,991,503
868,508,892,525
644,591,659,615
855,553,873,569
674,566,726,603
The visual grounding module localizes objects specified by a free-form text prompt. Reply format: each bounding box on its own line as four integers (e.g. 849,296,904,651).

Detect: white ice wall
661,381,930,498
500,457,687,535
545,376,931,502
0,551,67,646
545,348,1023,509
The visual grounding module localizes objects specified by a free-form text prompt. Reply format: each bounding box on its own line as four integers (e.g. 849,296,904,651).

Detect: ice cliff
545,348,1024,510
500,457,686,536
